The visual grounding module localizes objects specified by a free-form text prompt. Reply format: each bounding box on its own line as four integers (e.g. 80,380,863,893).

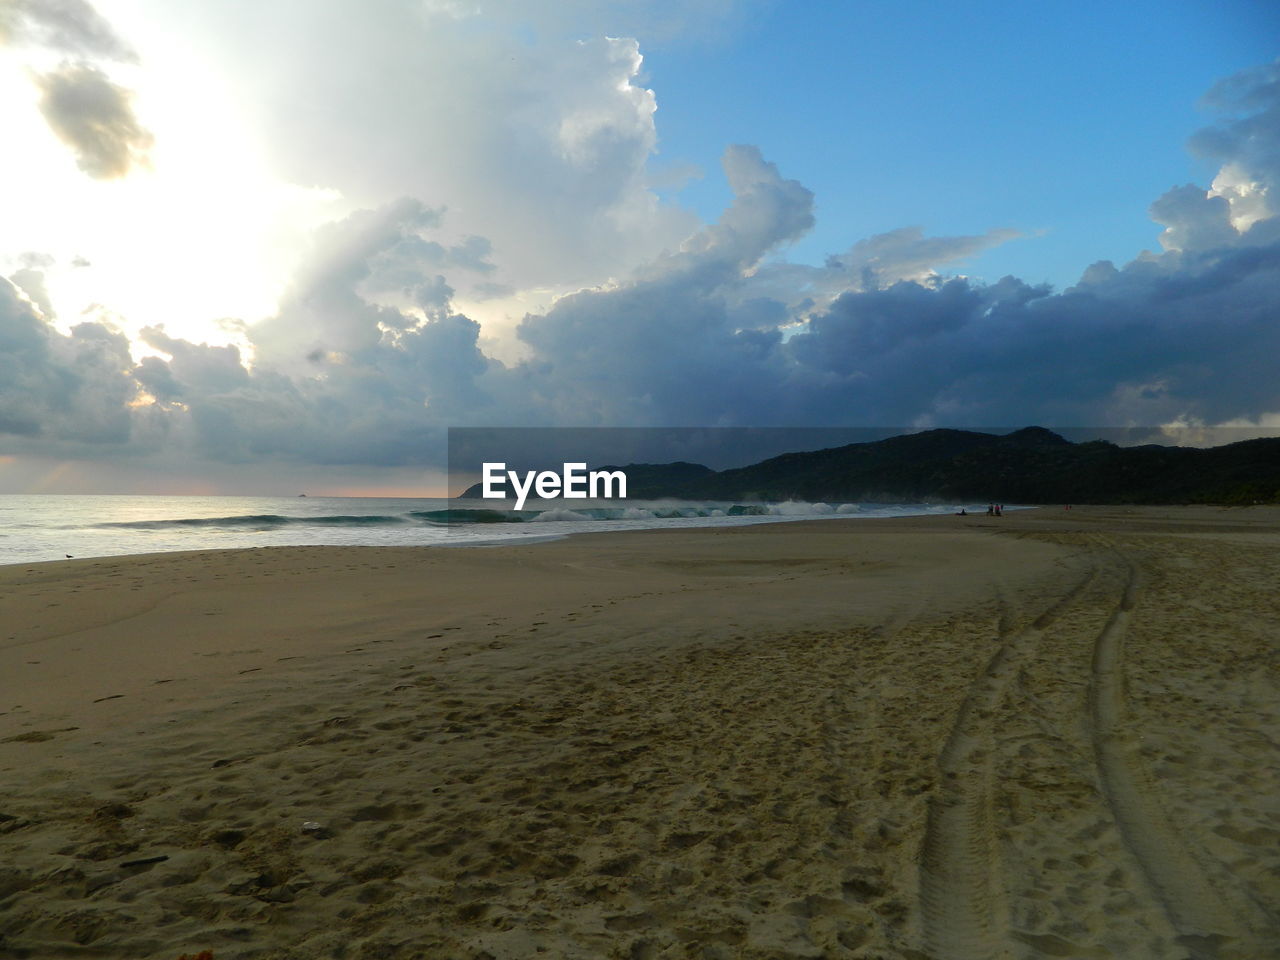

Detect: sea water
0,495,995,566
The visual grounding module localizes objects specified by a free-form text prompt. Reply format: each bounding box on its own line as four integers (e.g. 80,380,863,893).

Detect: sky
1,0,1278,494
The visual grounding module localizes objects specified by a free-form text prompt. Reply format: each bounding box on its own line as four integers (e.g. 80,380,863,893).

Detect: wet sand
1,506,1277,958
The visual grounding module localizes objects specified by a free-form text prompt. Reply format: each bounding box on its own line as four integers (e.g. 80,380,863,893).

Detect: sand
0,506,1277,959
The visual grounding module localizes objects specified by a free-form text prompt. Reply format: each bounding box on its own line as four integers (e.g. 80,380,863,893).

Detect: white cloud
1154,58,1280,252
143,0,699,301
0,0,136,62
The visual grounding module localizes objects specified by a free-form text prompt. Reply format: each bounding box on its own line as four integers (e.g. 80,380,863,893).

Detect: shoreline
2,505,1277,958
9,497,1278,573
0,499,1015,570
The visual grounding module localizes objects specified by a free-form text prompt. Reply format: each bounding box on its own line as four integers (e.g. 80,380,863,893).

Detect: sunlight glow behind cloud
1,0,346,345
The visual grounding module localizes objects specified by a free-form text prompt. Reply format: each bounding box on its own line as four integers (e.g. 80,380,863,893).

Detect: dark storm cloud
33,63,153,179
510,200,1280,428
782,242,1280,427
4,61,1279,469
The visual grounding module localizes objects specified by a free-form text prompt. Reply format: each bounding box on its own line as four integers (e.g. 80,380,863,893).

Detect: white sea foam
0,495,1004,565
528,508,592,522
768,500,835,516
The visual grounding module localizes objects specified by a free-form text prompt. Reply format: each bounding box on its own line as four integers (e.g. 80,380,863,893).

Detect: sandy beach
1,507,1277,959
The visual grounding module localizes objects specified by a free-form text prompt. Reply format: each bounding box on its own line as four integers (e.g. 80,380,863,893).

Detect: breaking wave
96,500,869,530
101,513,411,530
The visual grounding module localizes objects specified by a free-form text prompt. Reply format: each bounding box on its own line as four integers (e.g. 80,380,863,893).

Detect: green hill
460,428,1280,504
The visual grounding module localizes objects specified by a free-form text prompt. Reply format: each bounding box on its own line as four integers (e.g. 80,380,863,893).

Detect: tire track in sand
918,570,1095,960
1089,559,1280,959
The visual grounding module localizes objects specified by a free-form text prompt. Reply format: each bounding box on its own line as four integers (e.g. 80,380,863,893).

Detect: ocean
0,495,993,566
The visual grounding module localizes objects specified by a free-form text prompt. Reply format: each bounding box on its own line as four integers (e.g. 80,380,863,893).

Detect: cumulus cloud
0,277,143,446
167,0,698,296
1152,59,1280,252
3,0,153,179
33,63,153,178
3,59,1279,475
1194,60,1280,231
1150,183,1237,253
108,200,502,466
0,0,135,61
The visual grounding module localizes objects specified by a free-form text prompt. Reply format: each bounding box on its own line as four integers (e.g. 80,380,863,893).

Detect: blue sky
641,0,1278,288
